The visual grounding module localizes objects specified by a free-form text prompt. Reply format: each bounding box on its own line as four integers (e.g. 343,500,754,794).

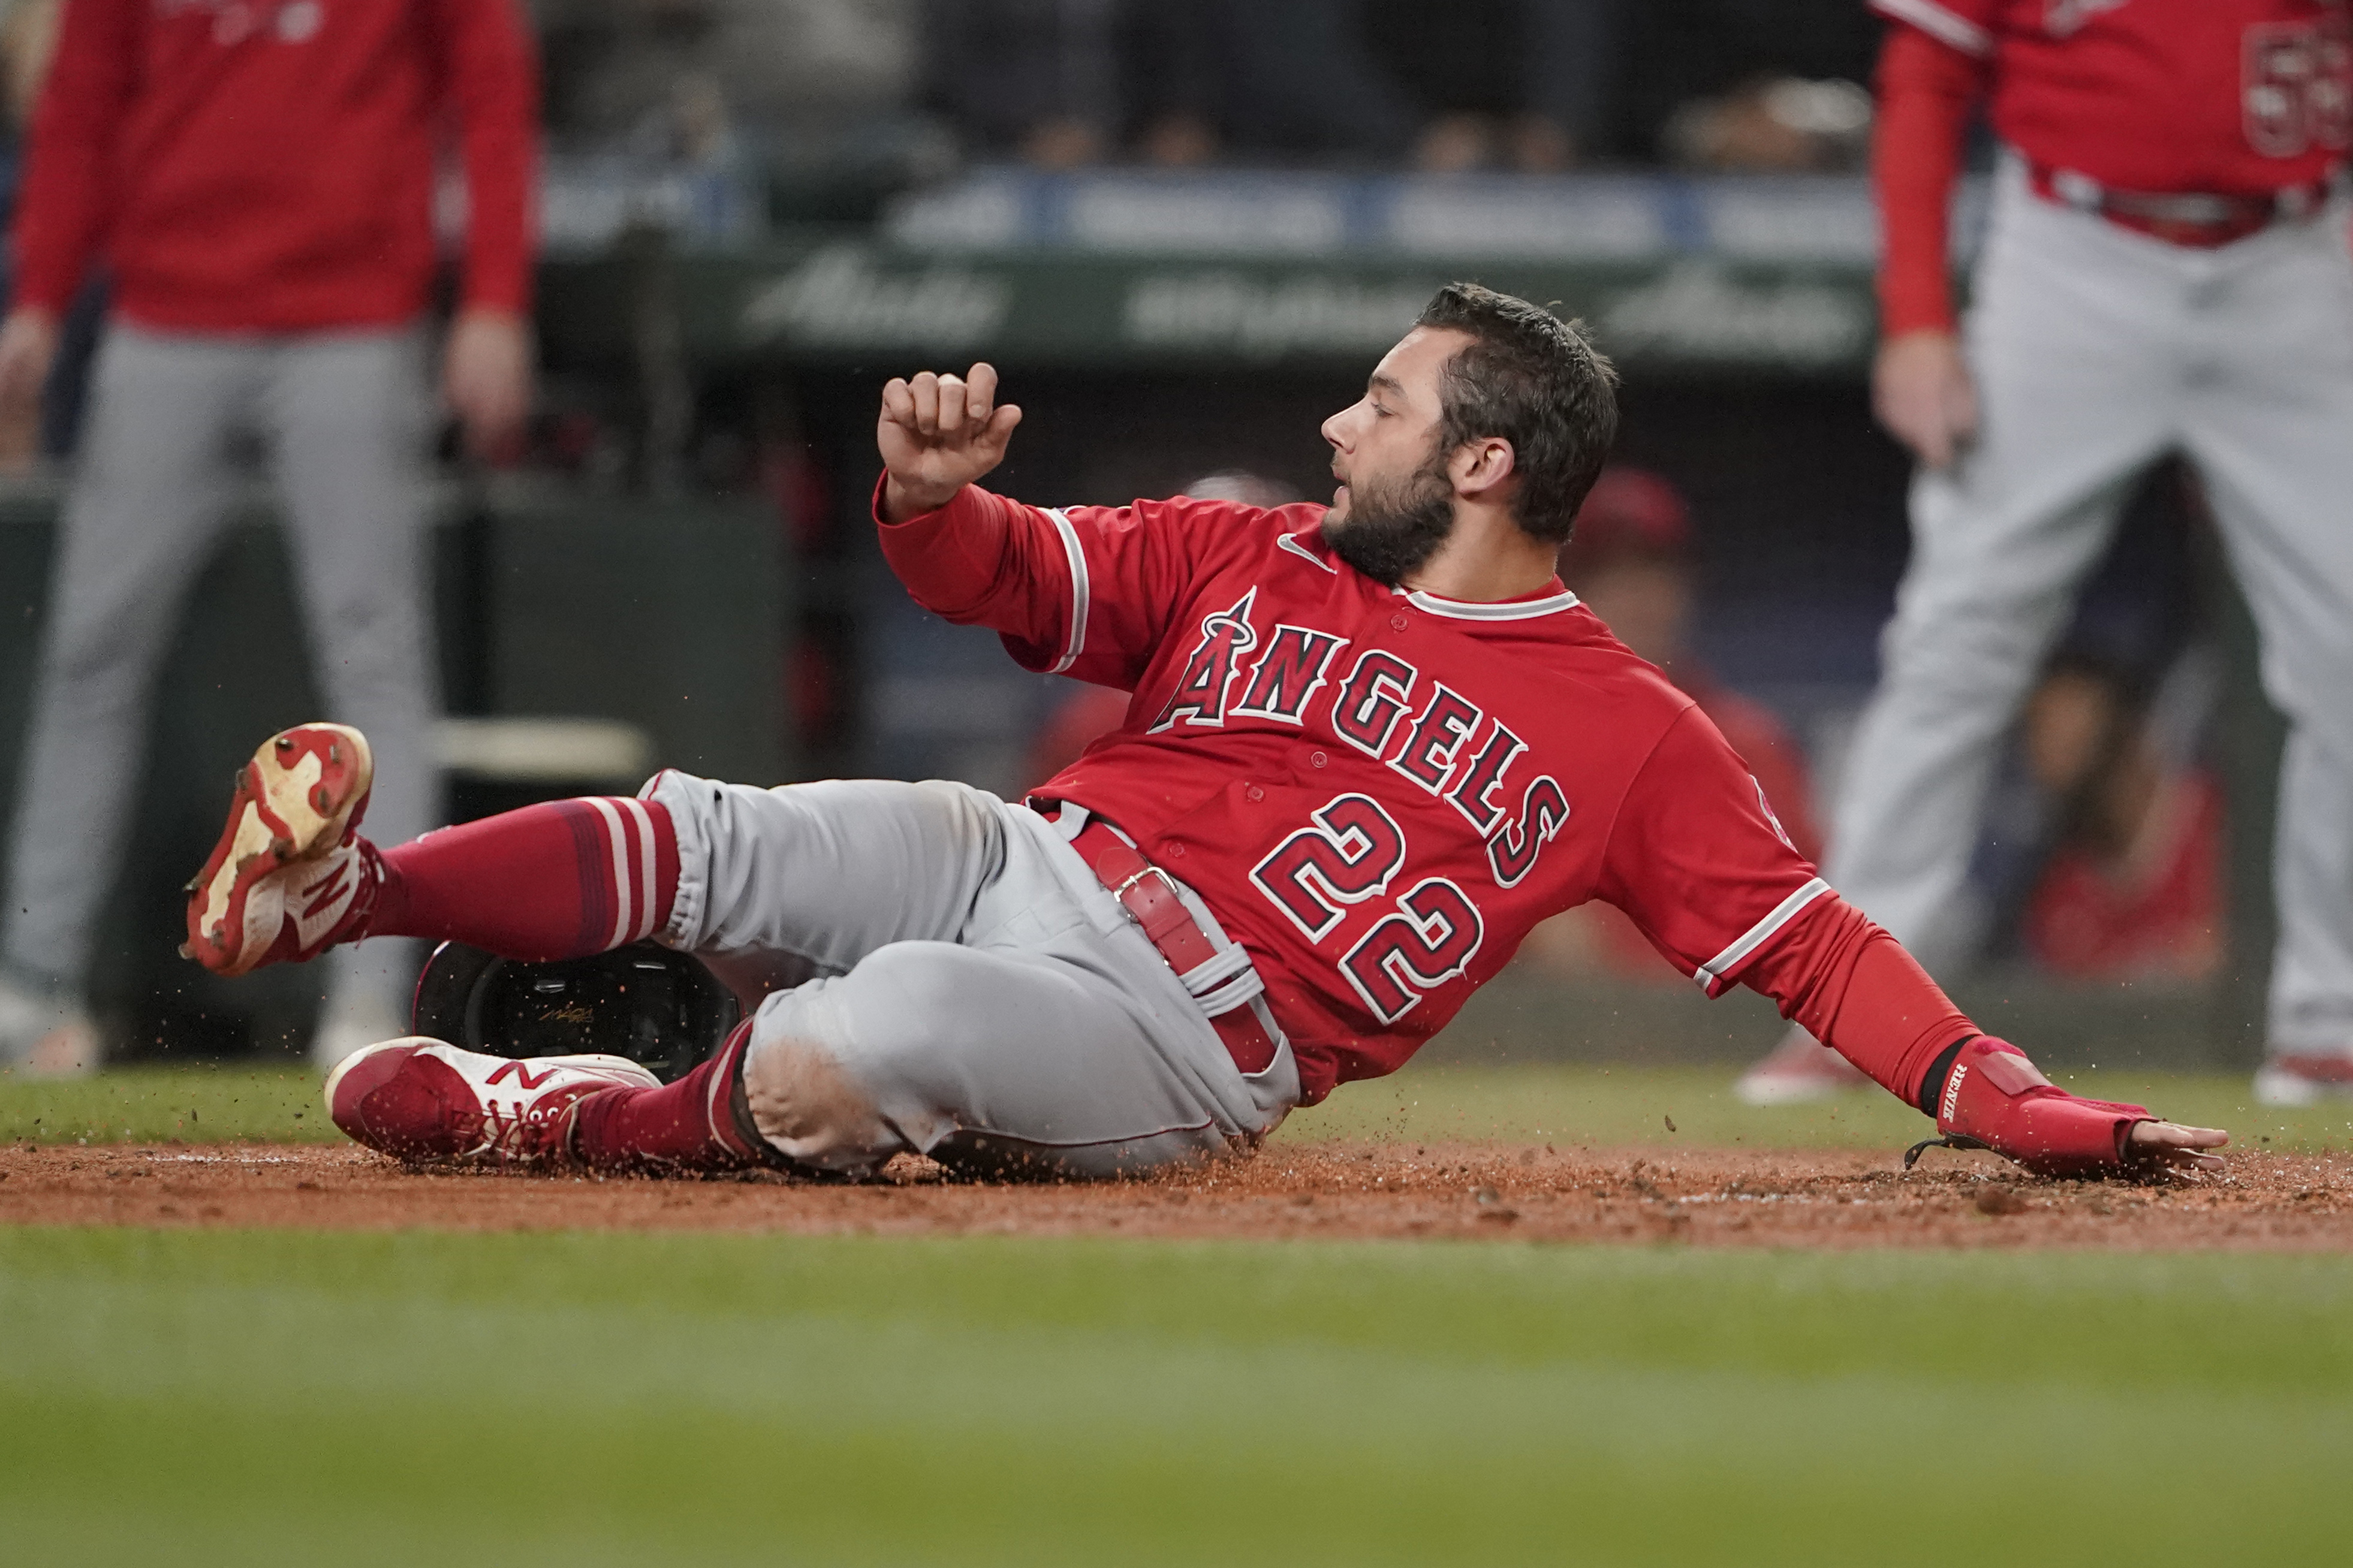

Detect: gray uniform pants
647,772,1300,1180
2,324,439,1012
1828,159,2353,1052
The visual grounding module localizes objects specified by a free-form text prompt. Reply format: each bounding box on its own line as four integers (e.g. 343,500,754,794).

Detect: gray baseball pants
1827,158,2353,1053
646,771,1300,1180
2,324,438,1014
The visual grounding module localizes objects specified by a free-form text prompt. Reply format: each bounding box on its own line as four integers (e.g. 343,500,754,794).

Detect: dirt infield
7,1138,2353,1248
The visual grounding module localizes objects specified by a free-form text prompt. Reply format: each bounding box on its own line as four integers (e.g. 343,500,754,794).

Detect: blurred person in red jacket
1516,466,1823,980
2017,652,2224,985
0,0,540,1077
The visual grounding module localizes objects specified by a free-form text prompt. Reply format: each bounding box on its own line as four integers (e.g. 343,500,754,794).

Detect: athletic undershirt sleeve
1593,706,1831,997
10,0,138,317
876,482,1207,690
1871,22,1992,337
1736,897,1980,1110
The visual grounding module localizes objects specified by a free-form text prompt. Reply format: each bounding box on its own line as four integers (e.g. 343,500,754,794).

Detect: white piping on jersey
1400,586,1581,621
1869,0,1991,55
1044,507,1090,674
1691,877,1831,991
1277,531,1337,573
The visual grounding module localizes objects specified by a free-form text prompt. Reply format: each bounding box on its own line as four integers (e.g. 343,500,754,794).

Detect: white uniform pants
1,324,439,1016
1830,159,2353,1051
650,773,1300,1179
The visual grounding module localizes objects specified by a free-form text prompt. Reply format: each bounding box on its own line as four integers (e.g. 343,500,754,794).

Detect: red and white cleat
325,1038,659,1165
2253,1053,2353,1108
1734,1026,1872,1106
183,723,379,976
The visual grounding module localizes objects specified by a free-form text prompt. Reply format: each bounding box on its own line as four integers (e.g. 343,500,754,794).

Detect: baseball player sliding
183,286,2223,1180
1742,0,2353,1105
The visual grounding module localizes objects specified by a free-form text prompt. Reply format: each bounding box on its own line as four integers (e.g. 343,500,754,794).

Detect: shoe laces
473,1085,590,1165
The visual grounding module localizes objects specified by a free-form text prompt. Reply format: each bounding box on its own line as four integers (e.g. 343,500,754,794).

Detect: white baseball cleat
183,723,381,977
325,1037,658,1165
1734,1026,1872,1105
2252,1053,2353,1108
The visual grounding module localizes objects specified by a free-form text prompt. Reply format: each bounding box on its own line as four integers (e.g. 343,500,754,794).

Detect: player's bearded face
1319,442,1456,586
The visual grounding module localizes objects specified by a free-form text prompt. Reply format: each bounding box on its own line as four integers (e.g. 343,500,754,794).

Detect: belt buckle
1113,862,1175,903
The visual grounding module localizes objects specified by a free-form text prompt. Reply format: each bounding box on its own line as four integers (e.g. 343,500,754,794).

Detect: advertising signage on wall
540,170,1971,376
611,242,1880,375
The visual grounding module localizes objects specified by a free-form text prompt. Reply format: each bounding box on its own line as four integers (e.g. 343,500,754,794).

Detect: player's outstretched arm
878,363,1023,523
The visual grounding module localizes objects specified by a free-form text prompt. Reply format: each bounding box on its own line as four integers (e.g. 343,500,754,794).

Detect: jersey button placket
1245,785,1266,803
1390,612,1410,631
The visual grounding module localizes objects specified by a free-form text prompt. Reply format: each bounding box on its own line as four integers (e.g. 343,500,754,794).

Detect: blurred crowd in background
529,0,1880,180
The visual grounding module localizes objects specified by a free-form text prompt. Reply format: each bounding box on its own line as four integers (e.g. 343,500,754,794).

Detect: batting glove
1905,1035,2155,1178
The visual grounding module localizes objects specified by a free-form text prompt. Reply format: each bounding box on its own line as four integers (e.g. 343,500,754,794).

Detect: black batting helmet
410,940,742,1083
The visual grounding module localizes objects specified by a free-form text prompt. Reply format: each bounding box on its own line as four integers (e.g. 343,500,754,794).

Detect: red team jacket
882,487,1896,1105
13,0,540,331
1873,0,2351,333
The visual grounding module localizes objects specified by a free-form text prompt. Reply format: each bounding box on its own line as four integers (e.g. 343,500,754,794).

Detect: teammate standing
1738,0,2353,1105
0,0,539,1074
179,285,2223,1180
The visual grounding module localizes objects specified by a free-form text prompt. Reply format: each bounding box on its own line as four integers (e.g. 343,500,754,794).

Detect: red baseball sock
367,797,681,961
567,1025,772,1172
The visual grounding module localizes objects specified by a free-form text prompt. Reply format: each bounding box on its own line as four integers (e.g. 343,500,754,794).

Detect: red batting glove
1907,1036,2153,1178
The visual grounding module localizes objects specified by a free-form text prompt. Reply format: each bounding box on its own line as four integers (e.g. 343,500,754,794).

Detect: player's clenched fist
878,363,1023,522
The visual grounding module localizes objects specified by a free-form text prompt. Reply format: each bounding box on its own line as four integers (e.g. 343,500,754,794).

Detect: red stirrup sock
369,797,680,961
566,1024,773,1172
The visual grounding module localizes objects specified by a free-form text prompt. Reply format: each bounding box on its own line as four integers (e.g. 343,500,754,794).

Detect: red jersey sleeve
1870,19,1994,337
1693,687,1822,863
876,481,1215,690
427,0,541,315
11,0,140,318
1594,705,1829,997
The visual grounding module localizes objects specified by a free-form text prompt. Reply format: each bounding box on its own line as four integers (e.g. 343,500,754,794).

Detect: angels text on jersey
1143,583,1572,1024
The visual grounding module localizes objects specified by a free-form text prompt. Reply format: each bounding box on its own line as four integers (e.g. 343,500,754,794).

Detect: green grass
1,1226,2346,1565
9,1059,2352,1151
0,1063,336,1145
1281,1062,2353,1153
6,1062,2349,1561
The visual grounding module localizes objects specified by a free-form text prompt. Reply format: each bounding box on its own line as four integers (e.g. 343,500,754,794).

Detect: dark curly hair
1414,283,1619,545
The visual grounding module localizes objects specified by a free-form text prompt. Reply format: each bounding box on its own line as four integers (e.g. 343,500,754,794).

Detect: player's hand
1872,328,1977,471
1924,1036,2230,1180
878,363,1022,521
444,308,535,464
0,307,60,471
2126,1118,2230,1174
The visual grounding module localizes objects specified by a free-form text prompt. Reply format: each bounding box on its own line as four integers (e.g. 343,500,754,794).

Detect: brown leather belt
2028,163,2333,249
1069,818,1279,1075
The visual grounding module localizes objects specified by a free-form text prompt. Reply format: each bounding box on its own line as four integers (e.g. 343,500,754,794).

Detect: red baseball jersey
882,487,1828,1104
14,0,538,331
1872,0,2351,194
